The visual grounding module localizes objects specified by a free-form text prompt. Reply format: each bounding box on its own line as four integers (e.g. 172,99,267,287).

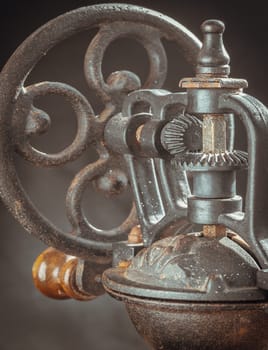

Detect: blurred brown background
0,0,267,349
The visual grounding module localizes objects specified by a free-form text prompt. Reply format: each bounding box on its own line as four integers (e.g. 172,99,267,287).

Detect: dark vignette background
0,1,267,349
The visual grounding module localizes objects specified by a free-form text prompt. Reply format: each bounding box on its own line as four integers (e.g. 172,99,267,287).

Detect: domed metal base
124,296,268,350
104,233,267,302
103,233,268,349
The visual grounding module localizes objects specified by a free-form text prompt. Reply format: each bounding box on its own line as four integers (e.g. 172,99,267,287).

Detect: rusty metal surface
103,17,268,349
1,5,268,350
0,4,201,259
179,76,248,89
103,233,268,302
125,297,268,350
105,89,195,246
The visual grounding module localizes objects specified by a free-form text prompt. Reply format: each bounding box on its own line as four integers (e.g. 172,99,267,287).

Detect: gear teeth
237,150,248,161
229,152,241,165
225,152,233,165
162,113,202,155
175,150,248,170
219,154,224,164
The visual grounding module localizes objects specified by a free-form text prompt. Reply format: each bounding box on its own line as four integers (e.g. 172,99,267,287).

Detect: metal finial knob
201,19,225,33
196,19,230,76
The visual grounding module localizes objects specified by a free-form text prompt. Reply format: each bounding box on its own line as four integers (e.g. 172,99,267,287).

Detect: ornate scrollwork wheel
0,4,200,260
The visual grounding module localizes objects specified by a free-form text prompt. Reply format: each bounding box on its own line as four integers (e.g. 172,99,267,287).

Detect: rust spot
128,225,143,244
179,77,247,89
203,225,226,238
237,326,248,337
118,260,131,268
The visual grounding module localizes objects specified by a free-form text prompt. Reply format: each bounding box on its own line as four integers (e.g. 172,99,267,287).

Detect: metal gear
161,113,202,155
175,150,248,171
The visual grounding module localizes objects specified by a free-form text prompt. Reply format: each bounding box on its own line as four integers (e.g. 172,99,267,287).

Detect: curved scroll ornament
14,82,94,166
0,4,201,258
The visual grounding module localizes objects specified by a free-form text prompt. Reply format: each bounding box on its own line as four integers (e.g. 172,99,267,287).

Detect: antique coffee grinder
0,4,268,350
